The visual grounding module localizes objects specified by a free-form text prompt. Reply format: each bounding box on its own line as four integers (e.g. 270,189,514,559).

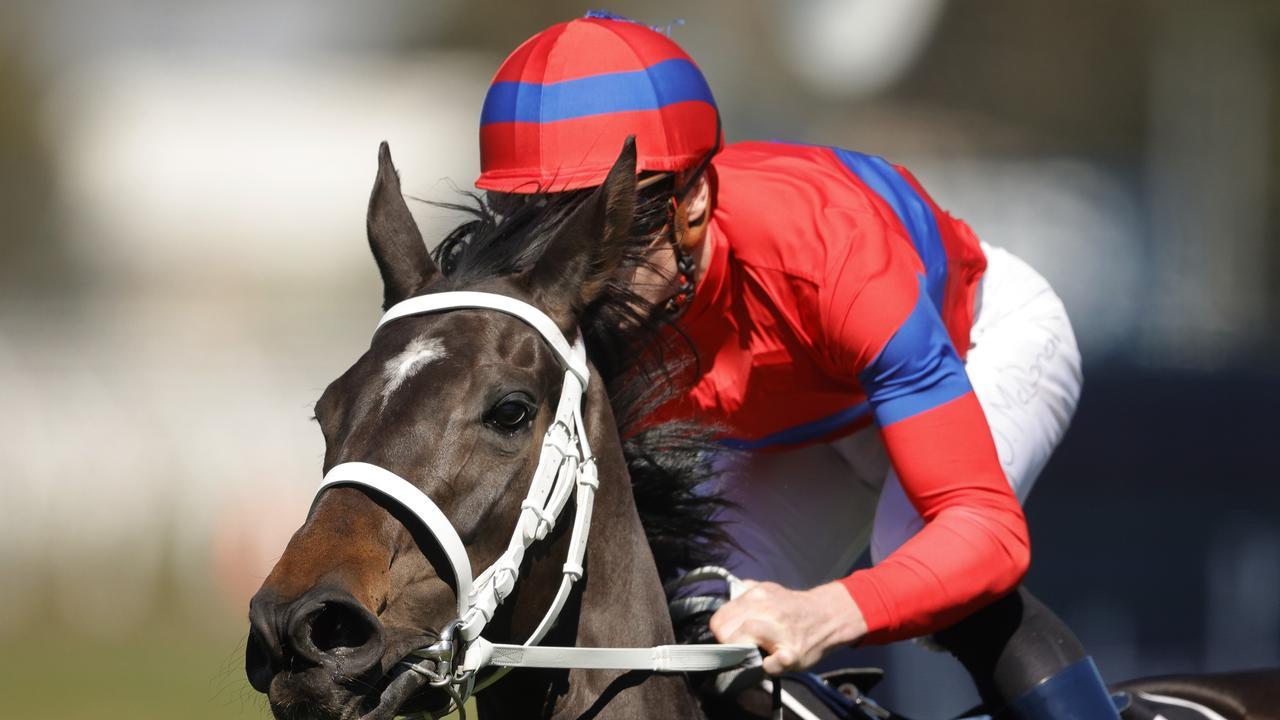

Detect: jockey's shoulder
710,140,914,285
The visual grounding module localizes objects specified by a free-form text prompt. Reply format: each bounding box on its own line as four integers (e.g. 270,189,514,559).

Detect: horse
244,138,740,720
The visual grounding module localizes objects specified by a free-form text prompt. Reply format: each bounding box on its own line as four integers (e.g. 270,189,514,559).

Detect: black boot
934,586,1120,719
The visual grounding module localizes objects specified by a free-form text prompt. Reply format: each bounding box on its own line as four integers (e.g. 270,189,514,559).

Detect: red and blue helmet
476,13,721,193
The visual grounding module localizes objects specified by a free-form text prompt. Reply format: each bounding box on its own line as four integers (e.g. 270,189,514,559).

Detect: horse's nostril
310,601,377,653
283,590,386,675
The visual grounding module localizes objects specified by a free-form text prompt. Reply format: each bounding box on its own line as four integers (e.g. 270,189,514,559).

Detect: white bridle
313,291,757,716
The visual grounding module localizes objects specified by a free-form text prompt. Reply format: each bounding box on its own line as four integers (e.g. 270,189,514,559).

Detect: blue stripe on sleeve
480,58,716,126
718,401,872,451
859,277,972,427
832,149,948,312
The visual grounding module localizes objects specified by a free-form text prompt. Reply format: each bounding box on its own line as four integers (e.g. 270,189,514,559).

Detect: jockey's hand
708,580,867,675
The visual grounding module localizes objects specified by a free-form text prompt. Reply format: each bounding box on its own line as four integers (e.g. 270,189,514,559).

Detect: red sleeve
821,246,1029,643
841,393,1030,643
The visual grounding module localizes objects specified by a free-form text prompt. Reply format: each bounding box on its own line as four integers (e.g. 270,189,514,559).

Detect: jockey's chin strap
662,112,721,318
313,291,758,718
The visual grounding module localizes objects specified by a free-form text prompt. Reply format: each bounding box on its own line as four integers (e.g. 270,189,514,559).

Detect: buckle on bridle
404,620,477,719
413,619,470,684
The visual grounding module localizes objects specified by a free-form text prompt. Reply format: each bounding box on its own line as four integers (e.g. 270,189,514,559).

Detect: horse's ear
525,137,637,328
368,141,439,310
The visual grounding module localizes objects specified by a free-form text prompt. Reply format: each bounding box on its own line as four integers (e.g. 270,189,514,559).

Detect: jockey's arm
709,212,1028,670
837,269,1030,644
845,391,1030,644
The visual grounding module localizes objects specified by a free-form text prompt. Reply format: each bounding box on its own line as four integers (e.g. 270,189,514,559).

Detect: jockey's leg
707,429,887,589
932,586,1118,719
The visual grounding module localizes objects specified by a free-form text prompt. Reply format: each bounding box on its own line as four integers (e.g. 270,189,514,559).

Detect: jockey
473,12,1115,720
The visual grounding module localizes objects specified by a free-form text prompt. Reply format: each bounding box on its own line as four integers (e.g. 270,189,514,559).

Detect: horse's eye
486,398,533,433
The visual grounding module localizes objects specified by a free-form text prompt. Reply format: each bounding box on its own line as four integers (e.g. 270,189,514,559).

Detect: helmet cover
477,14,720,193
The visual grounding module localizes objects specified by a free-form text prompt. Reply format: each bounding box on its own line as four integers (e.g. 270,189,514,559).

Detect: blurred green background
1,610,258,719
1,1,1276,718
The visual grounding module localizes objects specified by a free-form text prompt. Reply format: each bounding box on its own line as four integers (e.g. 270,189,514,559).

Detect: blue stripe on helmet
480,58,715,126
833,149,948,312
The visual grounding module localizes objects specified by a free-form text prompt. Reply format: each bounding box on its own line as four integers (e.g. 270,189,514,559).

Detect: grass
0,619,266,720
0,618,472,719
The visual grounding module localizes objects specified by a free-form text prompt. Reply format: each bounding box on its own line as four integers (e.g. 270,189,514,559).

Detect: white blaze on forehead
380,335,447,406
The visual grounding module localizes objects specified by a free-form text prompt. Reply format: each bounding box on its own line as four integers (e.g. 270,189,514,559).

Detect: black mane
426,190,730,583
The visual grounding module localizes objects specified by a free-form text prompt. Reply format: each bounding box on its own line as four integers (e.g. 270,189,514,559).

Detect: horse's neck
572,389,678,649
483,373,703,718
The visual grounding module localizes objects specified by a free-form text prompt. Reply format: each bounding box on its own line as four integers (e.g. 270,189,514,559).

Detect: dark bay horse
245,139,726,719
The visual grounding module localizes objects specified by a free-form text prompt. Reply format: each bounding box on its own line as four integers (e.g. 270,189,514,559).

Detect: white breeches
711,244,1083,589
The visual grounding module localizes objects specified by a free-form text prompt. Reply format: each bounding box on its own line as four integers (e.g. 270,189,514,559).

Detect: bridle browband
313,290,757,718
